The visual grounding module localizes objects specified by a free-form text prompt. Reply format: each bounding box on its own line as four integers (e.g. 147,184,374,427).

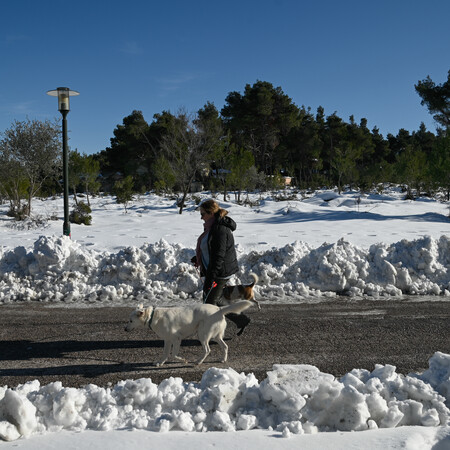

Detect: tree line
1,71,449,218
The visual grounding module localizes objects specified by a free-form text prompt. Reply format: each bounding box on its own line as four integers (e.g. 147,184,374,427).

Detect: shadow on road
0,338,206,360
0,361,196,379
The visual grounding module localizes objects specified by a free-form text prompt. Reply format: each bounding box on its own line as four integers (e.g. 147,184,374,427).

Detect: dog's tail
210,300,252,321
248,273,258,287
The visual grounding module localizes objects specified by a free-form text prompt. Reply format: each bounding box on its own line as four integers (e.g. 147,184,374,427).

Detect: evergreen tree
195,102,229,198
90,78,449,196
412,122,436,155
195,102,224,149
386,129,412,164
101,111,152,190
370,127,390,165
322,112,346,186
415,70,450,131
221,81,299,173
429,135,450,200
345,117,375,190
81,155,101,206
331,142,361,193
153,156,176,194
113,175,134,213
282,107,322,188
227,147,256,202
210,133,234,201
368,127,391,189
394,144,428,198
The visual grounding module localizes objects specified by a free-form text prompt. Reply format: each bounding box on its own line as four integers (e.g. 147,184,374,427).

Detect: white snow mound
0,234,449,305
0,352,448,441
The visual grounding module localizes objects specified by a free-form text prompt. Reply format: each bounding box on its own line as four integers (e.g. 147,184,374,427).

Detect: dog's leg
196,340,211,365
171,338,187,364
216,335,228,363
156,340,172,366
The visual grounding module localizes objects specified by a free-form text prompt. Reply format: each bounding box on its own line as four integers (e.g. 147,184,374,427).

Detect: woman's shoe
226,313,251,336
236,315,250,336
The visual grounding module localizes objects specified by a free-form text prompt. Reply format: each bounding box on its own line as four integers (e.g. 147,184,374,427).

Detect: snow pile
243,235,450,299
0,352,449,442
0,236,196,304
0,234,449,305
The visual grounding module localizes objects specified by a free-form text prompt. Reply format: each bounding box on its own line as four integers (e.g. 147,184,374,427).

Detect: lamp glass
57,88,70,111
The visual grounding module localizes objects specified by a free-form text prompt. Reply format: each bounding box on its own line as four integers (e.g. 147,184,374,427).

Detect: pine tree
221,81,299,174
415,70,450,130
113,175,134,213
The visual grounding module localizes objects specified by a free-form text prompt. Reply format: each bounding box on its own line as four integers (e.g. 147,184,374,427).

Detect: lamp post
46,87,79,237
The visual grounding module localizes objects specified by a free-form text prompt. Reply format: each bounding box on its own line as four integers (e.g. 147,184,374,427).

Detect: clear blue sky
1,0,449,155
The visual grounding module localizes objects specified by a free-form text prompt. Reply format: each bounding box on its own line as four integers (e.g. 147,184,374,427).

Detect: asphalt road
0,299,449,388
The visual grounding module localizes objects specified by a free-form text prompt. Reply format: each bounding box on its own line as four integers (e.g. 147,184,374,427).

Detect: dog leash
203,281,217,304
192,260,217,304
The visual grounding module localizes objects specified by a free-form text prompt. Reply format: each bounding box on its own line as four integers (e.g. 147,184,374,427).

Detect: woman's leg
203,278,227,304
225,312,251,335
203,278,251,335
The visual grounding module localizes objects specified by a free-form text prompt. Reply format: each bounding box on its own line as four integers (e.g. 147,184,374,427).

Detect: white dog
124,301,252,366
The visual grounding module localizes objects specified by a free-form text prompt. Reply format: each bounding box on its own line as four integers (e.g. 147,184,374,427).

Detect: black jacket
206,214,239,281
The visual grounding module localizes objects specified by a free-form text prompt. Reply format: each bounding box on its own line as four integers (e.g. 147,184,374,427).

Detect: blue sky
1,0,449,155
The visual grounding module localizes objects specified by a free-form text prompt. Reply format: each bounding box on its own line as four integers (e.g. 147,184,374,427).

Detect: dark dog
220,273,260,310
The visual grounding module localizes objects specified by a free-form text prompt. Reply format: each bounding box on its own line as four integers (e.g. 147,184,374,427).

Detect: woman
192,199,250,335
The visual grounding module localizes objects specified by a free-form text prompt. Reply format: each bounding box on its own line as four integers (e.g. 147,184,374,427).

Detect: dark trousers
203,278,250,330
203,278,228,305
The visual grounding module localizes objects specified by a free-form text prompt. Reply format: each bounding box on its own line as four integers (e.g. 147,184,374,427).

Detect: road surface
0,298,449,387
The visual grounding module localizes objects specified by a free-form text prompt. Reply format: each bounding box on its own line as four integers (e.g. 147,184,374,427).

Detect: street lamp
47,87,79,237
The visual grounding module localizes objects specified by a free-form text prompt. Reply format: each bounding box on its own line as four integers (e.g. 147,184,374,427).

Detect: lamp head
47,87,79,112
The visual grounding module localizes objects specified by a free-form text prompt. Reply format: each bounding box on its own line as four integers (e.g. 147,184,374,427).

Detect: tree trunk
178,190,188,214
85,184,90,207
72,187,79,206
223,181,228,201
27,190,32,217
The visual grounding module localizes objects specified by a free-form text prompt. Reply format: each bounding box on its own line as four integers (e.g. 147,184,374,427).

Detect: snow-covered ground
0,187,449,448
0,188,449,305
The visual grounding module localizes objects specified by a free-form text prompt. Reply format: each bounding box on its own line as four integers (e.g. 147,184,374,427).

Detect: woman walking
192,199,250,335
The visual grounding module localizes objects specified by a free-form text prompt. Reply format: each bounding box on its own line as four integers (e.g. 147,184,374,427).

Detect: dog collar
148,308,155,328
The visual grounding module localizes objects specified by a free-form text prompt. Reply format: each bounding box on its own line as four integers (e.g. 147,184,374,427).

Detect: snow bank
0,234,449,305
0,352,449,441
